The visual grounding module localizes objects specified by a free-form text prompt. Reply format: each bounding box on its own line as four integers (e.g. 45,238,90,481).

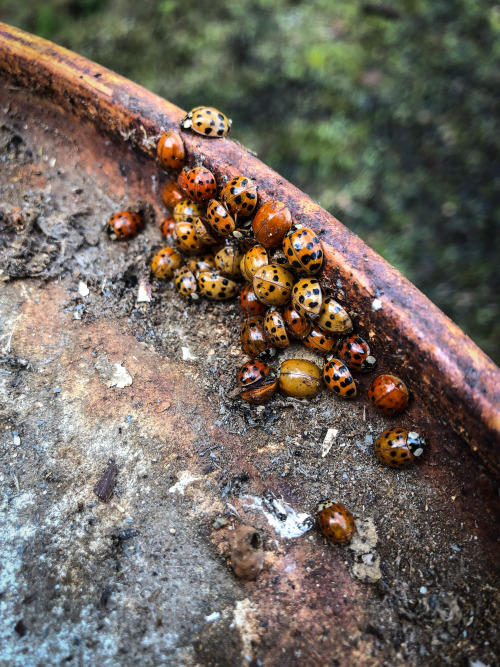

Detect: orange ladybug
317,501,355,543
323,359,357,398
221,176,258,218
162,182,184,211
241,317,273,358
374,428,427,468
107,211,142,240
252,201,292,248
151,247,182,280
368,374,409,415
157,131,185,172
240,285,267,318
177,166,217,204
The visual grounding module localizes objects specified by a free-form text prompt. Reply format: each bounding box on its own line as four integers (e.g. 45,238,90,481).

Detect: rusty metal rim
0,22,499,475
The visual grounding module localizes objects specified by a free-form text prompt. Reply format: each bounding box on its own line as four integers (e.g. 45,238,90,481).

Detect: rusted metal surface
0,23,499,666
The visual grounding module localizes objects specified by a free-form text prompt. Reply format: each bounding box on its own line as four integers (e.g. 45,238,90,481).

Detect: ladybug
194,217,219,246
337,334,376,372
253,264,294,307
151,246,182,280
240,284,266,318
237,360,270,387
317,297,352,334
278,359,322,399
368,374,409,415
303,325,335,355
206,199,236,236
177,166,217,204
174,222,206,255
174,267,198,298
162,182,184,211
157,131,185,172
173,198,202,224
263,309,290,348
241,317,273,358
221,176,258,218
186,253,216,275
215,245,243,279
291,278,322,319
323,359,357,398
240,245,268,282
282,227,323,275
161,216,176,238
374,428,427,468
252,201,292,248
283,304,312,340
180,106,232,137
240,378,278,405
198,271,239,300
317,501,355,543
107,211,142,241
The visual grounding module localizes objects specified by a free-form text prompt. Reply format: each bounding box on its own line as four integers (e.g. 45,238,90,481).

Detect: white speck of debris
136,279,152,303
169,528,176,535
322,428,339,457
372,298,383,311
205,612,220,623
241,495,313,539
78,281,89,297
231,599,259,662
109,363,132,389
420,586,428,595
182,347,197,361
168,471,200,495
13,435,20,446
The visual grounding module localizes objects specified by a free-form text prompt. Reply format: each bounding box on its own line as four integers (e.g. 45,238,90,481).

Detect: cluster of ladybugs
106,106,427,546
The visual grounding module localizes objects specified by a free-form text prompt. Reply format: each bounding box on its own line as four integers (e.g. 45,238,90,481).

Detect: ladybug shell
107,211,142,240
194,217,219,246
291,278,322,319
173,198,203,224
214,245,243,279
302,325,336,355
174,222,206,255
157,131,185,172
241,317,273,358
206,199,236,236
151,246,182,280
221,176,258,218
283,304,312,340
317,501,355,543
162,182,184,211
317,298,352,334
323,359,357,398
263,309,290,348
237,360,270,387
368,374,409,415
198,271,239,300
180,106,231,137
240,284,266,318
374,428,426,468
278,359,322,399
186,253,216,275
178,166,217,204
282,227,323,275
337,334,376,372
240,378,278,405
161,216,176,238
174,267,198,297
240,245,269,282
253,264,294,307
252,201,292,248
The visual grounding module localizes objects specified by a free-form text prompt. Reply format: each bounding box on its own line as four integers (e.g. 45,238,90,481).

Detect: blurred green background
1,0,499,364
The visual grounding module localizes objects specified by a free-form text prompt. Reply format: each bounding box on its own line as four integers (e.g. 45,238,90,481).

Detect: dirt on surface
0,95,499,667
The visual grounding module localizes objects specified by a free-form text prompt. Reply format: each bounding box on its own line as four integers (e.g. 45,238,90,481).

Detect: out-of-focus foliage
1,0,499,363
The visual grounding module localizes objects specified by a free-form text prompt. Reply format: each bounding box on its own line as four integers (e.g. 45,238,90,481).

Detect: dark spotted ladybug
278,359,322,399
263,309,290,348
237,360,270,387
368,374,409,415
253,264,294,307
283,305,312,340
240,245,268,283
291,278,322,319
174,267,198,298
180,106,232,137
337,334,376,372
162,182,184,211
252,201,292,248
241,317,273,358
240,285,267,318
186,253,216,275
303,325,335,355
151,247,182,279
173,198,202,224
157,131,185,172
198,271,239,300
317,501,355,543
282,227,323,275
323,359,357,398
374,428,426,468
317,297,352,334
221,176,258,218
206,199,236,236
240,378,278,405
215,245,243,279
107,211,143,241
174,222,205,255
177,166,217,204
